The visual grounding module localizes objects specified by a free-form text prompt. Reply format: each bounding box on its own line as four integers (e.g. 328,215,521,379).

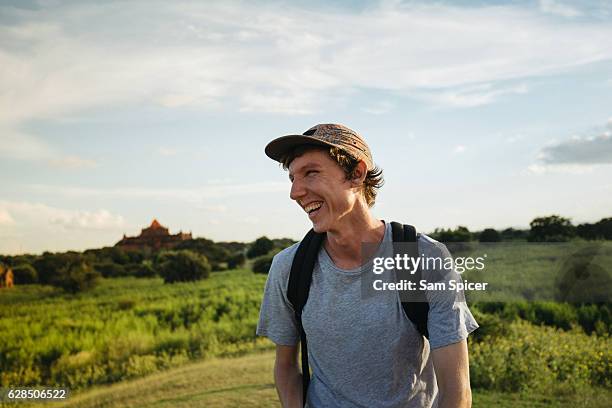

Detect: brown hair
281,145,384,207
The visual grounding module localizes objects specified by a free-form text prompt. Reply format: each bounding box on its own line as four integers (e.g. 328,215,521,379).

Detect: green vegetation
458,241,612,303
11,264,38,284
479,228,501,242
0,270,269,390
529,215,575,242
470,318,610,392
156,250,211,283
53,262,100,294
1,269,610,399
1,234,294,293
252,255,274,274
27,351,612,408
247,237,274,259
1,221,610,406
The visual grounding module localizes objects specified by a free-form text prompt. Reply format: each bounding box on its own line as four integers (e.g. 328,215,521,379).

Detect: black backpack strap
287,228,324,406
390,222,430,339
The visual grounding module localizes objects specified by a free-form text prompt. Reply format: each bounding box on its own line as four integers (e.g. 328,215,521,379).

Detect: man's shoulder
417,232,450,257
268,241,300,281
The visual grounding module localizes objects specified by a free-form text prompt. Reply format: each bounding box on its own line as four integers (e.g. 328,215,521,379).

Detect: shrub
430,226,473,242
479,228,501,242
473,301,611,334
227,252,246,269
210,262,227,272
555,244,611,303
470,320,611,392
51,262,101,293
93,262,127,278
252,254,274,274
156,251,211,283
175,238,231,266
33,252,82,285
124,261,157,278
247,236,274,259
12,264,38,284
528,215,575,242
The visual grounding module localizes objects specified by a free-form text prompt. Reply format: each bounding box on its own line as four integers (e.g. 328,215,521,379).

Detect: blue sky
1,0,611,254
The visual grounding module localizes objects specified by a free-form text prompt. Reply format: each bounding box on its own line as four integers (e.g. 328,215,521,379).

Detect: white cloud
539,0,582,18
198,204,228,213
418,83,529,108
1,0,612,125
0,201,125,230
48,155,97,169
0,208,14,225
0,130,56,160
0,128,96,167
529,118,612,172
453,145,466,154
539,133,612,165
26,181,288,202
362,101,395,115
506,133,525,143
242,216,260,225
527,163,596,174
50,209,125,230
157,147,178,157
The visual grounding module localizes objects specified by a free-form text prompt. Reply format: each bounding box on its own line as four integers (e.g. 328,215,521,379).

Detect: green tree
176,238,231,270
33,251,84,285
576,217,612,240
500,227,529,241
93,261,126,278
528,215,575,242
252,254,274,274
12,263,38,284
479,228,501,242
52,262,101,293
227,252,246,269
156,250,211,283
431,226,473,242
247,236,274,259
124,261,157,278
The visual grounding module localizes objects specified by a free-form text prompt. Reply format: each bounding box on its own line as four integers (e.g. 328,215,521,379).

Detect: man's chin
311,221,328,234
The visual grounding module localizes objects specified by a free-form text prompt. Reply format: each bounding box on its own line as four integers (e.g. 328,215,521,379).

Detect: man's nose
290,178,306,201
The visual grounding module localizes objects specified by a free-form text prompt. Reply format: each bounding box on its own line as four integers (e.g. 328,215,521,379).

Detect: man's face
288,149,357,233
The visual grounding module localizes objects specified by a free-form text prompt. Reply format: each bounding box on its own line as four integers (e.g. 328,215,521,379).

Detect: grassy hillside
23,350,611,408
1,254,610,403
0,270,271,390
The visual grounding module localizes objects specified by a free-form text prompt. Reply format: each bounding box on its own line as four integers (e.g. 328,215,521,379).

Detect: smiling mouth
303,201,323,216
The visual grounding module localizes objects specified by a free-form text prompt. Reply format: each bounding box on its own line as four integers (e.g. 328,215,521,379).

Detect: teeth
304,202,323,213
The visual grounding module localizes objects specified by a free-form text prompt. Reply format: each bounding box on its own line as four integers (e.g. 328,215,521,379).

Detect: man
257,124,478,407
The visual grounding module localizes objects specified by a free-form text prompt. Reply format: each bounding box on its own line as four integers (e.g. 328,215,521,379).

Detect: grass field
16,350,610,408
0,270,269,390
1,253,610,405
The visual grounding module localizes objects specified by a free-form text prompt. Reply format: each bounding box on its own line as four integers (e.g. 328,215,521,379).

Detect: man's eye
306,170,318,177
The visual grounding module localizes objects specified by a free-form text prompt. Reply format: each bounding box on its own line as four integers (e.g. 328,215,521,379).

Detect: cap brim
265,135,335,164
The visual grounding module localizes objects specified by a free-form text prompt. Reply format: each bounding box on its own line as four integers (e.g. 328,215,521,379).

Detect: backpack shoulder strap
287,228,324,406
390,222,430,339
287,228,324,315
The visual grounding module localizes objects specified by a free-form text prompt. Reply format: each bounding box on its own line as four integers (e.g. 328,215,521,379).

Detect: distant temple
115,219,192,251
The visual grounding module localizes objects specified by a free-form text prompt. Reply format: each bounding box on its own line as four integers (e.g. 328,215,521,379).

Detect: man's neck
323,205,385,270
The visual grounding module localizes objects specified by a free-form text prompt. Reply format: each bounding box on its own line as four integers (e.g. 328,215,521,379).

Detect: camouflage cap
265,123,374,170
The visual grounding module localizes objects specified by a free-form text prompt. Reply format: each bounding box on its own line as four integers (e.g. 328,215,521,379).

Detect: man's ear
351,160,368,186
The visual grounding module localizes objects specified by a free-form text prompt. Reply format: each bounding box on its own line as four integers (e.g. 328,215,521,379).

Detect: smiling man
256,124,478,408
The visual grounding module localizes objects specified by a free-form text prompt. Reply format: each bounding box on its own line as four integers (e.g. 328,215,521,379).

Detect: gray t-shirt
256,222,479,408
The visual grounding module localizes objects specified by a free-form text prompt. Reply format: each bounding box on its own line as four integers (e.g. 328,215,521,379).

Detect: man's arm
274,344,303,408
432,339,472,408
